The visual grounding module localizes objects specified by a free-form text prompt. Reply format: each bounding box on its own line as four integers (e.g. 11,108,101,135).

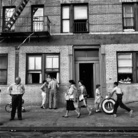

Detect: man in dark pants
8,77,25,121
110,82,133,118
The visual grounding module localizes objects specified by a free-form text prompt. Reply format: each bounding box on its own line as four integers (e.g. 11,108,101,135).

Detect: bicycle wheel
5,104,12,113
101,98,116,115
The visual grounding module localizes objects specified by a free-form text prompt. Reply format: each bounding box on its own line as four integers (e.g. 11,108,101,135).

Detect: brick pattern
0,0,124,33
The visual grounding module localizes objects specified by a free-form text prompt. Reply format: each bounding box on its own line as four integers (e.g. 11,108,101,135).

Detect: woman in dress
63,80,81,118
78,80,92,116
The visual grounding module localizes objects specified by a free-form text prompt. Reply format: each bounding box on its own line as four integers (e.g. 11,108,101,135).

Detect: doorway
79,63,94,98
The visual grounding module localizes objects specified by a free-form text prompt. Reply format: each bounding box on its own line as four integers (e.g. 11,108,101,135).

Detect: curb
0,126,138,132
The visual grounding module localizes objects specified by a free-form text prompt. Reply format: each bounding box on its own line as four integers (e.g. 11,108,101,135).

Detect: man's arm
109,87,116,98
48,82,51,89
7,85,12,96
21,85,25,95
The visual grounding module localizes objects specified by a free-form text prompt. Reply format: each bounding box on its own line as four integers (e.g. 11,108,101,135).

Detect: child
110,82,133,117
95,84,102,113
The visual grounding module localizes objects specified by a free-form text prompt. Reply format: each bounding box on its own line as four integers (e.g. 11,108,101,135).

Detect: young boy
110,82,133,117
95,84,102,113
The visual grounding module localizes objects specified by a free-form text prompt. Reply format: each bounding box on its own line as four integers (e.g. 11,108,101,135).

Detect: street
0,131,138,138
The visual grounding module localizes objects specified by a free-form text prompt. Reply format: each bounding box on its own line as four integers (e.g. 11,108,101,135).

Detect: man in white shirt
8,77,25,120
48,76,59,109
110,82,133,118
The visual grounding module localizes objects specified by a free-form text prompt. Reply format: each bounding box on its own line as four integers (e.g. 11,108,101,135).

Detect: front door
79,63,93,98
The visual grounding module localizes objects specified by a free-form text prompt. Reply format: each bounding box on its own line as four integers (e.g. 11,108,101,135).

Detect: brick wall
0,0,123,33
0,46,15,105
0,45,72,106
105,44,138,103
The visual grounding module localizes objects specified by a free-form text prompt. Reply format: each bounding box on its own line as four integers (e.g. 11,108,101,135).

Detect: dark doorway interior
79,63,93,98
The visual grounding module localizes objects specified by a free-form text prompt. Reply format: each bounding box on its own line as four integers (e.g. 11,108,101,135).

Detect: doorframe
75,60,99,98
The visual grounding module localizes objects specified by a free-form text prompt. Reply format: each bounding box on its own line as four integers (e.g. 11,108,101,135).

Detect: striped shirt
8,83,25,95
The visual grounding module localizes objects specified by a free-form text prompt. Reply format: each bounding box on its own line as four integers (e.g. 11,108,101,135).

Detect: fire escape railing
4,0,30,31
2,16,50,33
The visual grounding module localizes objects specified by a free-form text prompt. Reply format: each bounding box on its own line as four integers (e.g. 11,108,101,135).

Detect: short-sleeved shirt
112,86,123,95
48,79,59,92
8,83,25,95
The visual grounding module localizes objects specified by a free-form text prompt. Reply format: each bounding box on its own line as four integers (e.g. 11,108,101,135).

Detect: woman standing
78,80,92,116
40,80,48,109
63,80,81,118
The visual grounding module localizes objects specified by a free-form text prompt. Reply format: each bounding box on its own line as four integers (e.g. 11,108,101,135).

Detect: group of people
6,76,133,121
40,74,59,109
63,80,133,118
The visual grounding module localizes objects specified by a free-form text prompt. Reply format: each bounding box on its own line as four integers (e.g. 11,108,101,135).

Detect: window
3,7,15,31
122,3,138,31
32,6,44,32
117,52,138,83
27,55,42,84
0,55,8,84
27,54,60,84
45,55,60,82
61,4,88,33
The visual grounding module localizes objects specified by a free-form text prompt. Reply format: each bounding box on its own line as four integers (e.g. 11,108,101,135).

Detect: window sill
119,82,138,85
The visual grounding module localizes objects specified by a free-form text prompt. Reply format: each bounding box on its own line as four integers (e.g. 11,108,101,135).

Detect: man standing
8,77,25,120
48,76,59,109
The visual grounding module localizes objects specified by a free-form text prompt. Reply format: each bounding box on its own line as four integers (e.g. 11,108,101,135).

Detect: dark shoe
53,108,57,110
49,108,52,109
62,115,68,118
77,113,81,118
9,118,14,121
18,118,22,120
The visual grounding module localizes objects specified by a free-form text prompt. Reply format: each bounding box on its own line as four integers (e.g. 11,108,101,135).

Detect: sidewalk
0,101,138,129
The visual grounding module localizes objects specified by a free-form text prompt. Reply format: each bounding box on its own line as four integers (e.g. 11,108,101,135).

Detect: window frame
61,3,89,33
0,54,8,85
2,6,16,31
26,53,60,84
122,2,138,31
31,5,44,32
117,52,138,84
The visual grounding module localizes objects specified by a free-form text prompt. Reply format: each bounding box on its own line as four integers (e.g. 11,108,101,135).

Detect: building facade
0,0,138,106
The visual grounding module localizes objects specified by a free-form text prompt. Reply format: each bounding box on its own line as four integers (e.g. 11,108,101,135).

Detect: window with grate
61,4,88,33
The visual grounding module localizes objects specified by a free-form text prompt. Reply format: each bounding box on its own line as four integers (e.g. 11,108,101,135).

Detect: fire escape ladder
4,0,29,31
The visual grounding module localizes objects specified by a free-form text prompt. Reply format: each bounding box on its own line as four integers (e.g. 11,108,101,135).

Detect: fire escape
1,0,50,39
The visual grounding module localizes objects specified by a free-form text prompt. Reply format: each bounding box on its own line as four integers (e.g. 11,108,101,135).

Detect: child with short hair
110,82,133,117
95,84,102,113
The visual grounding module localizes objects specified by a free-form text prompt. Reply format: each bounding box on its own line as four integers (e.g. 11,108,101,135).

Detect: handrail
2,16,50,33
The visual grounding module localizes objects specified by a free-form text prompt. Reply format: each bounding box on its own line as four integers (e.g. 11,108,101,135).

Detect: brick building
0,0,138,106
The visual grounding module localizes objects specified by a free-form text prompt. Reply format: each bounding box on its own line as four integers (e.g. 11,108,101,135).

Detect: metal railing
2,16,50,34
74,21,88,33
